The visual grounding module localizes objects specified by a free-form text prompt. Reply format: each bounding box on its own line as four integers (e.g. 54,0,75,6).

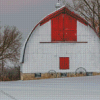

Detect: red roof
40,6,88,26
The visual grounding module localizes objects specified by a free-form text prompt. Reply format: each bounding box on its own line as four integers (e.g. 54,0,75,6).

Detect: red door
51,14,64,41
60,57,69,69
64,14,77,41
51,13,77,41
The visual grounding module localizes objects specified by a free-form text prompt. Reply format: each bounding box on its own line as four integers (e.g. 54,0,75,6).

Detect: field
0,75,100,100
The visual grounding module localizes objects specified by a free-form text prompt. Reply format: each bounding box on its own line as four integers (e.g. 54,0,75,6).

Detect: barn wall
22,20,100,74
77,21,100,72
22,20,51,73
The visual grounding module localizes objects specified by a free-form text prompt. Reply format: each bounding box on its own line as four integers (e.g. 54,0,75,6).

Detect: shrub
0,66,20,81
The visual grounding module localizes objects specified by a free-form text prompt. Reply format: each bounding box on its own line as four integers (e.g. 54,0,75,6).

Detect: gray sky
0,0,72,43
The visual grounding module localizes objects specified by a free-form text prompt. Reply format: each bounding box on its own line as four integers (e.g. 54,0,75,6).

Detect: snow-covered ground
0,76,100,100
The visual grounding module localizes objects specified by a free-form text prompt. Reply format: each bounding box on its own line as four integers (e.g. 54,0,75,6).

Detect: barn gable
40,6,88,26
21,6,99,63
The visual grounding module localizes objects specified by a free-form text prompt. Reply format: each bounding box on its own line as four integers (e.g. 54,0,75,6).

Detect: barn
20,5,100,80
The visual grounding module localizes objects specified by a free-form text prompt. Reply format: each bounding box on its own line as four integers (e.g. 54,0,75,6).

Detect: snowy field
0,76,100,100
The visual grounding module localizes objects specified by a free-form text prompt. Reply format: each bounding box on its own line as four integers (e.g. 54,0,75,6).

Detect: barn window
61,73,67,77
59,57,69,69
35,73,41,78
51,14,77,41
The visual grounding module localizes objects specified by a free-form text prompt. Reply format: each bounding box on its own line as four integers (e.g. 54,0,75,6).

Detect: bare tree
62,0,100,37
0,26,22,80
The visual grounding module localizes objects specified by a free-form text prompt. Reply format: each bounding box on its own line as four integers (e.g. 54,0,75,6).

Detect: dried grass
21,72,100,80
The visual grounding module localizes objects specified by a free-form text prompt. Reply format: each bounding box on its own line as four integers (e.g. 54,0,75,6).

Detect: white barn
20,6,100,80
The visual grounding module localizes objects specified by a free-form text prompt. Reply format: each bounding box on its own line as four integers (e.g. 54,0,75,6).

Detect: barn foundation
21,72,100,80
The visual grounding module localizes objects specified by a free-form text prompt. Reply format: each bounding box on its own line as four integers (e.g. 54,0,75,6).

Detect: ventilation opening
61,73,67,77
86,72,93,76
35,73,41,78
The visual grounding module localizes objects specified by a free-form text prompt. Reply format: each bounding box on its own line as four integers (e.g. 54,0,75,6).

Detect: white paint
21,19,100,74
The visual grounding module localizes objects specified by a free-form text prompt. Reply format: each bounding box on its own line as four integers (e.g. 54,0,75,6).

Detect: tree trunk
1,55,4,81
99,17,100,36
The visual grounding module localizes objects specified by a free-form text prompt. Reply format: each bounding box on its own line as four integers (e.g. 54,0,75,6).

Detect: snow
0,76,100,100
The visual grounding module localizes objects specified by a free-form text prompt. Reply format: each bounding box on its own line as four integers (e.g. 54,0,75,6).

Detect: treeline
0,26,22,81
0,66,20,81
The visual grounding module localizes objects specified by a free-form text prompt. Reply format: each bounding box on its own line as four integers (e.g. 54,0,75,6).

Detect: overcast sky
0,0,72,43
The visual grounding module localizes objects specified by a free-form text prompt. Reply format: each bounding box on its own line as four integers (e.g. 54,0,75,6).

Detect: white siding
22,20,100,73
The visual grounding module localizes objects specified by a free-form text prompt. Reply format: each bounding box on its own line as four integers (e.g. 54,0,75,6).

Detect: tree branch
83,0,98,16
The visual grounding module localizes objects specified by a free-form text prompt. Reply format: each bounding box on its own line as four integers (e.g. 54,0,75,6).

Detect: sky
0,0,72,43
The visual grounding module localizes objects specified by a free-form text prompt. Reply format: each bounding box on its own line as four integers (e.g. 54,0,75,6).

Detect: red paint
60,57,65,69
64,14,77,41
51,14,64,41
51,13,77,41
60,57,69,69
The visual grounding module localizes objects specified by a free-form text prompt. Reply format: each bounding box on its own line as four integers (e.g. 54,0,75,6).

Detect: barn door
64,14,77,41
60,57,69,69
51,13,77,41
51,14,64,41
